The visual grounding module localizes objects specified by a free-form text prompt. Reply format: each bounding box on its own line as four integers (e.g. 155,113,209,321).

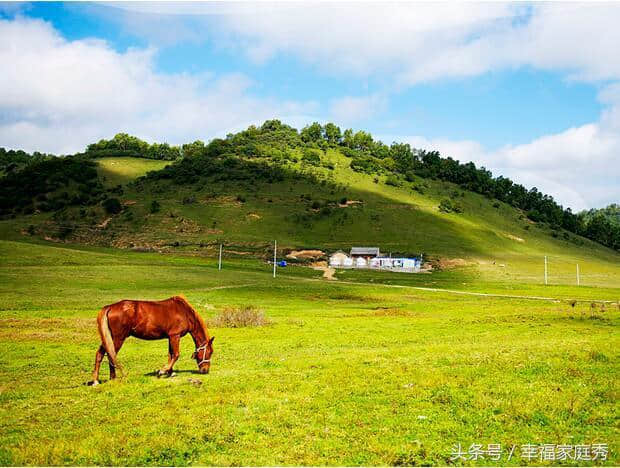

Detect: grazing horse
89,296,214,385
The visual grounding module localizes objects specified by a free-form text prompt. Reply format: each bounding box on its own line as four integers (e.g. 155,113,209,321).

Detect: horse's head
192,336,214,374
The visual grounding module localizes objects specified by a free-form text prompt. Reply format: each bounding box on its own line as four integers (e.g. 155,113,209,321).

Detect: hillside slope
1,122,619,287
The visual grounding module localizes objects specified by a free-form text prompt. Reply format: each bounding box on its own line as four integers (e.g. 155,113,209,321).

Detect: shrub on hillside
301,148,322,166
319,206,333,217
439,198,463,214
340,147,363,158
209,305,271,328
150,200,161,213
350,156,383,174
102,197,122,214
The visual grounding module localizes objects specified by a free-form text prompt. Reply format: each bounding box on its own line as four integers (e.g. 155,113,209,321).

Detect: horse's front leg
158,335,180,376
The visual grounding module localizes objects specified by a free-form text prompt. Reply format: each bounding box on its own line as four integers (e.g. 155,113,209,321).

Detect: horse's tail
97,307,121,371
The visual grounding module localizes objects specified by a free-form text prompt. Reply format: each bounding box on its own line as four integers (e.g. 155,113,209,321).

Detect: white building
329,251,353,267
329,248,421,272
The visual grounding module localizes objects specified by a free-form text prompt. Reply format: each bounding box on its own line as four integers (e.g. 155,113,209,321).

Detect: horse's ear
209,336,215,345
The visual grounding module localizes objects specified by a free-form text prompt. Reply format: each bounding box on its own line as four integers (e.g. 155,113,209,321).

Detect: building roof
350,247,380,256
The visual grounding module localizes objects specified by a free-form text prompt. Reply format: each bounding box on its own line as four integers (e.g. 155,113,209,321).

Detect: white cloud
392,84,620,211
328,94,387,124
188,2,620,87
0,16,318,154
213,3,517,78
396,3,620,86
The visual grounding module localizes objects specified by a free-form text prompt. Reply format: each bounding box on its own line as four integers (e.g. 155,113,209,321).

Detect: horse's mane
172,295,209,337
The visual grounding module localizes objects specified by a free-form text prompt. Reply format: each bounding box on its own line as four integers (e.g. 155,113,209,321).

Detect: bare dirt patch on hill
287,249,325,260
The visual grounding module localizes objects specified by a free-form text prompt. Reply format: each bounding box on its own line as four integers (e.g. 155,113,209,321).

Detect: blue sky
1,2,619,210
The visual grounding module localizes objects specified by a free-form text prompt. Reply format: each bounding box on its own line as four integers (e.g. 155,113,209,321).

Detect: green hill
1,121,619,287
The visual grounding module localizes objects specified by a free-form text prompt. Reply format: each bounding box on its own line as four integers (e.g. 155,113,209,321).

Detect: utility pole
544,255,548,285
218,244,222,270
273,240,277,278
576,263,580,286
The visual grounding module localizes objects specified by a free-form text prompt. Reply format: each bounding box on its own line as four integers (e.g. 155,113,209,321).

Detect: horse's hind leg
109,337,125,380
158,334,180,377
89,344,106,386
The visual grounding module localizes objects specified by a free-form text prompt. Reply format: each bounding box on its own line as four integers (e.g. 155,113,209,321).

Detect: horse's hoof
87,380,99,386
170,372,177,378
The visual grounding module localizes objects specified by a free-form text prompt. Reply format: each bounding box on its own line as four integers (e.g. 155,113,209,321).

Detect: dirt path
313,266,337,280
342,281,616,303
293,275,616,303
198,272,613,304
203,283,258,291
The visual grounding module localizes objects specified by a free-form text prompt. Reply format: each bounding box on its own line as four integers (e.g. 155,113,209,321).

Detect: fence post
577,263,580,286
273,240,277,278
218,244,222,271
544,255,548,285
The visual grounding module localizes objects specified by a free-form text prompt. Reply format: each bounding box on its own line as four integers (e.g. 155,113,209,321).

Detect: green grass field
0,238,618,465
1,153,619,465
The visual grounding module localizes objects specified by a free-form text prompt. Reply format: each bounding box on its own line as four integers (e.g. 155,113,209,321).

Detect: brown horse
89,296,214,385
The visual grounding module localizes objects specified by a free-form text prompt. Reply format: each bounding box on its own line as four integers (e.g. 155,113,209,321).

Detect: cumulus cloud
212,2,517,79
0,16,318,154
392,84,620,211
186,2,620,87
328,94,387,124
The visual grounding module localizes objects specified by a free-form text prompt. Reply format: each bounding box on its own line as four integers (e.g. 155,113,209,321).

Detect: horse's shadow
144,369,203,377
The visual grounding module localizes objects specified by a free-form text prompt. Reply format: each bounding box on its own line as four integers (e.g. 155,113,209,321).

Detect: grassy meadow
1,151,619,465
96,157,172,187
0,238,618,465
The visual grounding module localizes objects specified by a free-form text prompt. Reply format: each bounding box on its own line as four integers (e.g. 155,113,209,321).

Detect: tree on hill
181,140,206,158
580,204,620,226
583,212,620,250
86,133,180,160
324,123,342,145
300,122,323,144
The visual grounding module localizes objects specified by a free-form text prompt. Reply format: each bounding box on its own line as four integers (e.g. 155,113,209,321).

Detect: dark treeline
0,147,57,173
86,133,181,160
577,204,620,250
0,155,105,216
1,120,618,249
